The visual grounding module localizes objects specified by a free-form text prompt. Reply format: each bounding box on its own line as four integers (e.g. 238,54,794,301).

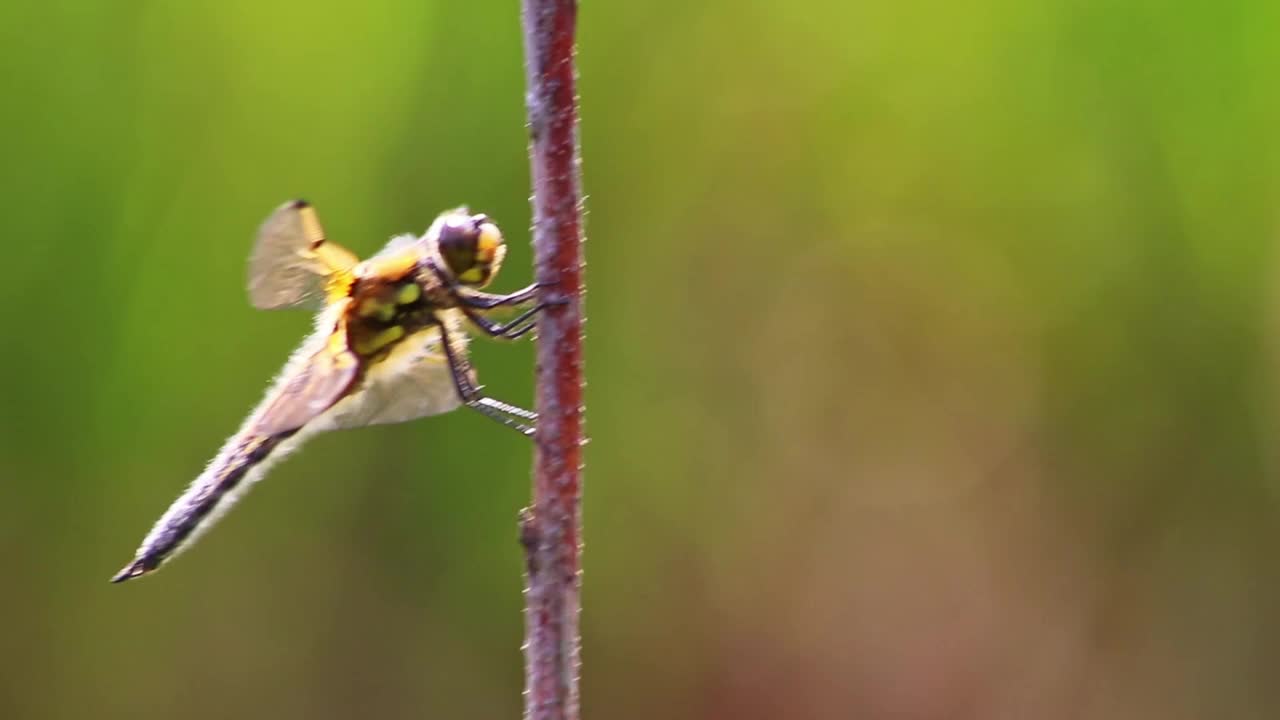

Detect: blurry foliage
2,1,1280,718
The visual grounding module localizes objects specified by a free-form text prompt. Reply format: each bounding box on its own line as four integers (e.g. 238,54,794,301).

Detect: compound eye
437,214,481,279
435,210,506,286
460,219,505,286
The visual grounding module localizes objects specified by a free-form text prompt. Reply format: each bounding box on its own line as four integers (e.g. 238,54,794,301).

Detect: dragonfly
112,201,550,583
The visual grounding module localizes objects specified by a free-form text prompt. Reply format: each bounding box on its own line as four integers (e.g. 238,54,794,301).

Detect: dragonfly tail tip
110,561,150,584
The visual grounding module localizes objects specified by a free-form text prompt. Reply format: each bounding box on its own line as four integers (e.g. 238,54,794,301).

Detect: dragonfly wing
252,312,362,436
323,319,467,430
249,200,359,310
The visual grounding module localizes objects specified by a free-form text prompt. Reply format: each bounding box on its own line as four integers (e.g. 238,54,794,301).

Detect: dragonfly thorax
344,254,448,358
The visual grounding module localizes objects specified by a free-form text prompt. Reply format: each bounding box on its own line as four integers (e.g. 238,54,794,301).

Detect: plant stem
519,1,584,719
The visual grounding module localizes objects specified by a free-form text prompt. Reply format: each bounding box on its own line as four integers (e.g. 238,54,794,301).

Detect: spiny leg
436,319,537,436
463,301,554,340
454,282,541,309
476,396,538,421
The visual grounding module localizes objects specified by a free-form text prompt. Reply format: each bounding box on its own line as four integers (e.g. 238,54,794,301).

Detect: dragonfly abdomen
111,429,303,583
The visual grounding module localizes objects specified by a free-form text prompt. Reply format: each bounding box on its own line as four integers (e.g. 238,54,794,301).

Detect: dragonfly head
434,210,507,288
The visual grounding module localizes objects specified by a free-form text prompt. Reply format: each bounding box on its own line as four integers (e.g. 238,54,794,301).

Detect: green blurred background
3,1,1279,718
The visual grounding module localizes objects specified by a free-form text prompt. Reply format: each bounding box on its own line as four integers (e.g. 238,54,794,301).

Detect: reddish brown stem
520,1,584,719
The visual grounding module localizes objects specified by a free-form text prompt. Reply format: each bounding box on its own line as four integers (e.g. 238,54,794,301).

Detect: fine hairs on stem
518,1,586,720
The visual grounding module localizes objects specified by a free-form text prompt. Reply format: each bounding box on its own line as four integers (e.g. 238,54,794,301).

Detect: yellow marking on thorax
355,280,422,323
346,281,425,358
396,283,421,304
343,243,431,359
357,297,397,322
353,326,406,356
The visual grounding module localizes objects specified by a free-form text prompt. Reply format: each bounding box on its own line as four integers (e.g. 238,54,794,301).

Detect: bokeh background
3,2,1279,718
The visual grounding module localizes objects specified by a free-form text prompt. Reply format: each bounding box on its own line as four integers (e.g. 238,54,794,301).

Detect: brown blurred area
2,2,1279,718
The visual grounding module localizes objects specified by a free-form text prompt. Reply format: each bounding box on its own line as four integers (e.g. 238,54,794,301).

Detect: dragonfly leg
454,281,551,309
463,300,556,340
475,396,538,421
437,319,537,436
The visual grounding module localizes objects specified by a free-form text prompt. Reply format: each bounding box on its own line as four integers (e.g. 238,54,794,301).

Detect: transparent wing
253,317,362,435
248,200,359,310
374,232,423,258
323,319,467,430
